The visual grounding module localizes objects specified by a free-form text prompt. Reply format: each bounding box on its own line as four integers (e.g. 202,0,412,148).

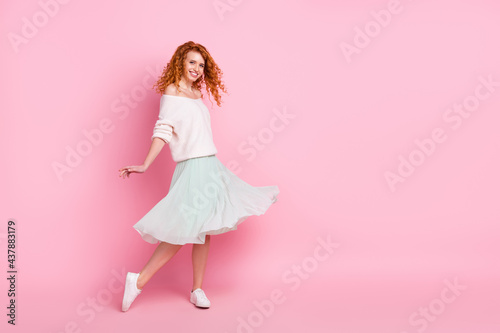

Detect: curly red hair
152,41,228,107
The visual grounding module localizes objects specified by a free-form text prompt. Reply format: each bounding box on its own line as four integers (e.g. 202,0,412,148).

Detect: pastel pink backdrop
1,0,499,332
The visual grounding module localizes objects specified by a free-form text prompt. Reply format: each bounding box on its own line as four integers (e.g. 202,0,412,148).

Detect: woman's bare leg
191,235,211,291
136,241,182,290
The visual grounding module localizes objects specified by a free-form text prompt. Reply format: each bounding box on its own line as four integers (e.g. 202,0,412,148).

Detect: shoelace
196,290,208,302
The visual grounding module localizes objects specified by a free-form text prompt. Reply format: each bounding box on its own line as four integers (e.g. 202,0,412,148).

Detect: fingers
118,165,143,179
118,166,132,179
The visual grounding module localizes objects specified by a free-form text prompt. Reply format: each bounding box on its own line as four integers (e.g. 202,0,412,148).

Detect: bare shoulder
164,83,180,96
163,83,202,99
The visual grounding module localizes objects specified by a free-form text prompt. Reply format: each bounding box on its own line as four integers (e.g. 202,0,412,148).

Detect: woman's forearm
143,137,166,170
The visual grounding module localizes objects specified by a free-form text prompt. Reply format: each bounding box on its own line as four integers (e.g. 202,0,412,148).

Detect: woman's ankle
137,272,145,290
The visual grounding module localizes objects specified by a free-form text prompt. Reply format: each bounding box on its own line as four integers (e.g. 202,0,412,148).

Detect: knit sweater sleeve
151,97,177,144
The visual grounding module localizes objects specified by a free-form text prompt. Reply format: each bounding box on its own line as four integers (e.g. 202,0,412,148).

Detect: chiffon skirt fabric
133,154,279,245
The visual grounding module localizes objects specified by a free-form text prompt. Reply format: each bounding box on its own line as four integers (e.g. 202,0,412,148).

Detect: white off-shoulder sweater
151,95,218,162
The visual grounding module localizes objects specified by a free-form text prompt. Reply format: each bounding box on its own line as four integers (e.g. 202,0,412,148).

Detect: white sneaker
122,272,142,312
190,288,211,308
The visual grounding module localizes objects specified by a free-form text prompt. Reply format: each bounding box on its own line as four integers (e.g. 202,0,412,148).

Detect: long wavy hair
152,41,228,107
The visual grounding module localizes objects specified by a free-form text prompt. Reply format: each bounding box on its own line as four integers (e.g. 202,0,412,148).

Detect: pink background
2,0,499,332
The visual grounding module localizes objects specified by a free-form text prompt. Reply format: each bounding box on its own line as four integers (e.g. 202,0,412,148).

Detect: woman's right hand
118,164,147,179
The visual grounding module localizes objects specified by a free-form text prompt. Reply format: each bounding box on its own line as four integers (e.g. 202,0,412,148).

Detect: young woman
118,41,279,311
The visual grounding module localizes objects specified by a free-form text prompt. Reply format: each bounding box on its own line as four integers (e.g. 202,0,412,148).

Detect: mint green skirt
133,155,279,245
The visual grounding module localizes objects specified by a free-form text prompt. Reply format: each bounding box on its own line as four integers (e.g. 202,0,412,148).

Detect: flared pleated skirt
133,154,279,245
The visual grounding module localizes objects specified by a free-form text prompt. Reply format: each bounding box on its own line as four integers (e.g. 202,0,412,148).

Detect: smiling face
182,50,205,83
